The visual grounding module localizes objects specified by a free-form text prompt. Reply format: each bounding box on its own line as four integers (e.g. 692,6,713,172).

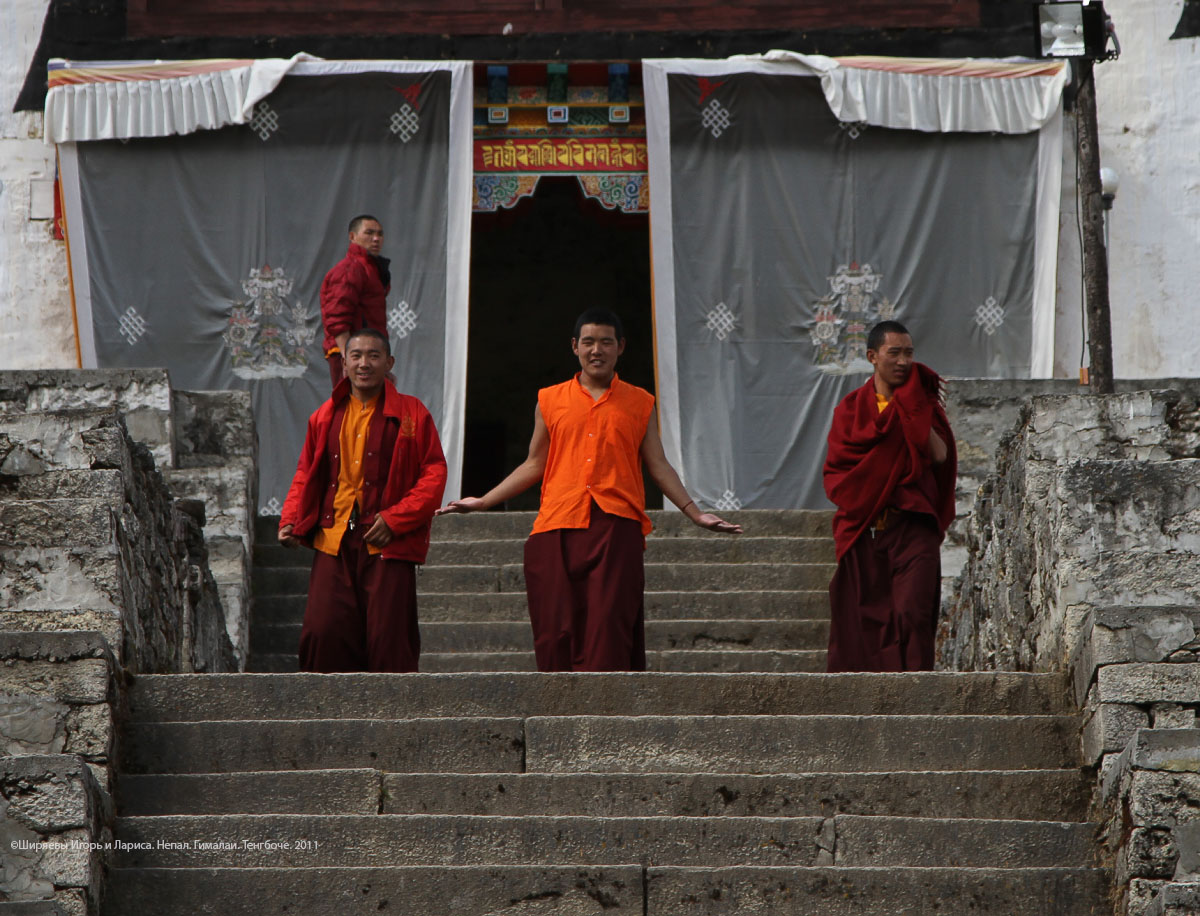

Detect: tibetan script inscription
474,138,648,173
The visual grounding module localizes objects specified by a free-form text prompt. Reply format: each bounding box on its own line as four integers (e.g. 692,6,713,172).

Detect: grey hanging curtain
57,60,471,513
645,56,1064,510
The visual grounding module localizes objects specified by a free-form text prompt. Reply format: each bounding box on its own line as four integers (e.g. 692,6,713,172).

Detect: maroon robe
823,364,956,672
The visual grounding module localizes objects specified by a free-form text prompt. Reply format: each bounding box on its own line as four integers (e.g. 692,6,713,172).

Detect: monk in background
823,320,956,672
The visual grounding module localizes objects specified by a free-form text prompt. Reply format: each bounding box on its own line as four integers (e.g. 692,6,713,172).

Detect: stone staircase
102,509,1111,915
248,510,833,673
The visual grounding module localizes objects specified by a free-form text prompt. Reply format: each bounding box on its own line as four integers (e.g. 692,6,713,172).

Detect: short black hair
347,326,391,356
348,214,381,235
573,308,625,341
867,320,911,353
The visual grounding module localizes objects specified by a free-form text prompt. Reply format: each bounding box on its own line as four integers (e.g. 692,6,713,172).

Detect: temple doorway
464,176,656,509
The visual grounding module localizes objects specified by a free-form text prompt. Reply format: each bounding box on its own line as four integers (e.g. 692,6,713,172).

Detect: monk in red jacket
319,215,390,387
823,320,956,672
279,327,446,672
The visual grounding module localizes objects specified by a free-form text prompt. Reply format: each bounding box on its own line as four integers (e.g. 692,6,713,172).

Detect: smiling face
348,219,384,256
867,331,914,399
572,323,625,387
344,331,394,400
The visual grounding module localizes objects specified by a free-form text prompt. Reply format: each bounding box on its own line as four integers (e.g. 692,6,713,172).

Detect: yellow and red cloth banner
474,137,647,173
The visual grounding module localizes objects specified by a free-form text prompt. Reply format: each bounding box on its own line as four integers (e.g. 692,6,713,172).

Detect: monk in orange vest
438,308,742,671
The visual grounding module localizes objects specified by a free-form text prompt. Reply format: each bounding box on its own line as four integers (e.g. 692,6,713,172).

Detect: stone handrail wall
0,370,255,915
938,387,1200,916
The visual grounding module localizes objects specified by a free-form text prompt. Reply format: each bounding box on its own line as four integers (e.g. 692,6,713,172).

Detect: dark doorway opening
464,176,659,510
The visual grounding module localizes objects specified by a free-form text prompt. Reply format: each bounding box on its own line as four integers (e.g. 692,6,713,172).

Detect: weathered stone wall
0,402,234,673
0,370,255,667
940,388,1200,672
1,633,118,915
2,751,112,916
167,389,258,663
939,384,1200,916
0,371,257,914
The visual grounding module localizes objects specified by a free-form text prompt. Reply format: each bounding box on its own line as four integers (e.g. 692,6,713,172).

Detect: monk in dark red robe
823,321,956,672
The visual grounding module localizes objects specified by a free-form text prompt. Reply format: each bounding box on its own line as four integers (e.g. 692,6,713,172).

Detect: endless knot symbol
974,296,1006,336
259,497,282,517
714,489,742,512
701,99,731,138
390,104,421,143
838,121,869,140
705,302,737,341
388,301,418,339
118,307,147,346
249,103,279,141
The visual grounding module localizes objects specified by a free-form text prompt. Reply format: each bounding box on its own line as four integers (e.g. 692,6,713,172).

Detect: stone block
0,368,174,469
1083,702,1150,765
1177,826,1200,880
1155,706,1199,729
1124,730,1200,774
0,547,123,616
63,704,113,761
0,756,109,914
0,470,122,502
171,389,257,466
1146,881,1200,916
1127,771,1200,828
1128,878,1166,916
1072,608,1200,705
0,501,114,550
0,658,113,705
0,756,102,834
0,611,122,649
0,694,67,755
1124,827,1178,880
0,413,111,471
1100,665,1200,706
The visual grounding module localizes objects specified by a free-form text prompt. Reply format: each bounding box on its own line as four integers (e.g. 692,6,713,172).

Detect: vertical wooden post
1075,59,1116,394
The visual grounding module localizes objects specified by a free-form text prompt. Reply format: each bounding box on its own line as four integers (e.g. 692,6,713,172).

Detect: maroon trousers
523,504,646,672
299,526,419,672
826,510,941,673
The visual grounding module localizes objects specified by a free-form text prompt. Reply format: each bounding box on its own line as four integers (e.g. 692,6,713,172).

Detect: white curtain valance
659,52,1069,135
43,54,317,144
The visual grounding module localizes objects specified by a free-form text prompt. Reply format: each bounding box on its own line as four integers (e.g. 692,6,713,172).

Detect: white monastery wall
1056,0,1200,379
0,0,1196,377
0,0,74,370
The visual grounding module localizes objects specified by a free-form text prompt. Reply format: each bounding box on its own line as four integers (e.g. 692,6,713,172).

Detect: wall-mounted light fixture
1034,1,1120,60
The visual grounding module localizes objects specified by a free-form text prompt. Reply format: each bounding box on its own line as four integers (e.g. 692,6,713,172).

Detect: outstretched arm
640,408,742,534
436,405,550,514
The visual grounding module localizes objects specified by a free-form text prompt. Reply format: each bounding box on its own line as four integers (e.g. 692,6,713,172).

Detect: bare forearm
646,460,702,523
478,460,544,509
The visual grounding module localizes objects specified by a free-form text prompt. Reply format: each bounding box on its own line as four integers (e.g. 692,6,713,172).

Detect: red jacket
280,378,447,564
823,363,956,560
319,244,390,354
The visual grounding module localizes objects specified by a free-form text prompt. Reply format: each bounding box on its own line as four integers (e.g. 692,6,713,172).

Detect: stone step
255,508,835,543
122,714,1076,775
117,768,1091,820
104,865,1111,916
247,649,827,674
256,534,837,569
254,562,835,595
126,672,1073,722
251,589,832,625
109,814,1096,869
249,619,830,655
